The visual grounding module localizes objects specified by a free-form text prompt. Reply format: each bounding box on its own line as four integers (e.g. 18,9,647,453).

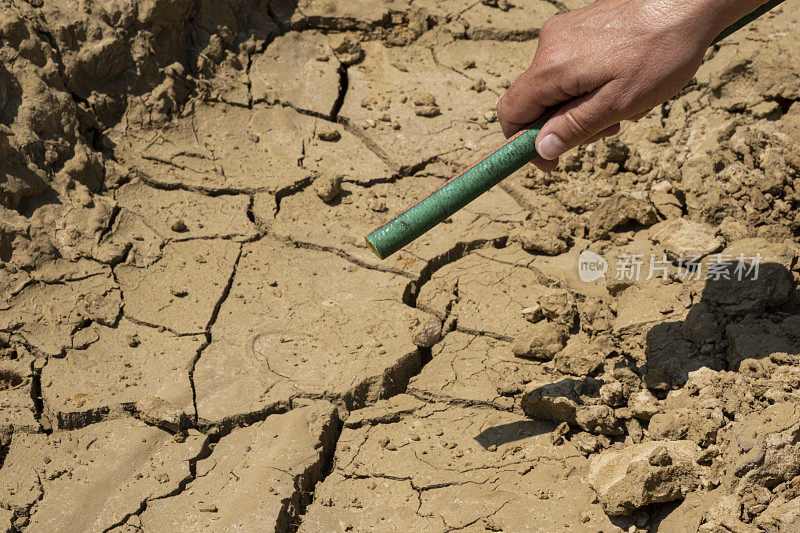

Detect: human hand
496,0,767,171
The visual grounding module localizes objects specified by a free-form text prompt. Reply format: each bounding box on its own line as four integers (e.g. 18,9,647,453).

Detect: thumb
535,84,627,160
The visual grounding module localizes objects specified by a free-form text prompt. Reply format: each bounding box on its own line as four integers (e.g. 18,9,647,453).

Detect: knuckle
561,110,594,141
606,90,638,115
496,93,513,119
540,13,562,35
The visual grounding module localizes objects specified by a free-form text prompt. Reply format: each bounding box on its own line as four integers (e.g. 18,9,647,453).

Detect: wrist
641,0,770,46
692,0,771,42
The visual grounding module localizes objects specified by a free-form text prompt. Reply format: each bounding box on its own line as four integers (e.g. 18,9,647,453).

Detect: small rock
415,105,441,118
315,175,344,202
199,505,218,513
629,389,660,421
509,226,568,255
126,334,140,348
650,190,683,219
367,198,388,213
497,383,523,396
378,436,390,448
595,138,630,168
248,133,259,143
135,397,187,432
511,321,568,360
409,316,442,348
330,35,364,65
572,432,601,455
588,440,704,516
599,381,625,407
316,126,341,142
412,92,437,106
169,218,188,233
521,305,544,323
170,287,188,298
588,194,657,239
626,418,643,443
575,405,624,436
469,78,487,92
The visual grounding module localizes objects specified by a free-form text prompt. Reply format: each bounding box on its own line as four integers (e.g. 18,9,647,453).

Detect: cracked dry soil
0,0,799,531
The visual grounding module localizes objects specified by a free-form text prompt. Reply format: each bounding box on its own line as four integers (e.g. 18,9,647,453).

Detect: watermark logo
578,250,608,282
576,251,763,283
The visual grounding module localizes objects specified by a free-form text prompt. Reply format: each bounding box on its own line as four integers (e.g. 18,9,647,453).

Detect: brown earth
0,0,799,531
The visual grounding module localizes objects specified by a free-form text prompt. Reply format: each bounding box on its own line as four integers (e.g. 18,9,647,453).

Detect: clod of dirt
628,389,661,421
599,380,625,407
511,321,568,360
408,316,442,348
412,92,437,106
469,78,487,92
315,175,344,202
412,91,440,117
588,194,658,239
330,34,365,66
169,217,188,233
317,125,341,142
522,378,624,436
589,440,705,516
136,397,188,432
651,218,724,259
509,225,568,255
646,368,734,448
415,105,441,117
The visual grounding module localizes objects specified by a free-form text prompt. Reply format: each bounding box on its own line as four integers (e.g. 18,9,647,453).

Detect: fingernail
537,133,567,160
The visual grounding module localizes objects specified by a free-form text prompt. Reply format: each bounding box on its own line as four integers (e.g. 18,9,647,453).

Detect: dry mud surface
0,0,799,531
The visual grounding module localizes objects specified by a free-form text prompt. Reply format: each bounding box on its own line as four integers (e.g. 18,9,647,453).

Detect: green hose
365,1,786,259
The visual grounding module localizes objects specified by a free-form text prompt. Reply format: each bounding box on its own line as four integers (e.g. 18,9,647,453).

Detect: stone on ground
588,440,705,516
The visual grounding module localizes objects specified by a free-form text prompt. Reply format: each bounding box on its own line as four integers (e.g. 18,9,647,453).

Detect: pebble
315,175,343,202
415,105,441,117
316,126,341,142
409,317,442,348
169,218,188,232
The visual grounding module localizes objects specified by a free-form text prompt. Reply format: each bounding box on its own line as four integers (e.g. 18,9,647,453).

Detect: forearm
643,0,773,45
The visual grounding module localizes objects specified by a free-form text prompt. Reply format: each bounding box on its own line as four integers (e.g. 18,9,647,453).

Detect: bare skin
497,0,770,171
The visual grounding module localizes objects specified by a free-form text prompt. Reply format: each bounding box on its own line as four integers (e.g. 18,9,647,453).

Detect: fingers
535,84,628,160
530,122,619,171
497,66,569,138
